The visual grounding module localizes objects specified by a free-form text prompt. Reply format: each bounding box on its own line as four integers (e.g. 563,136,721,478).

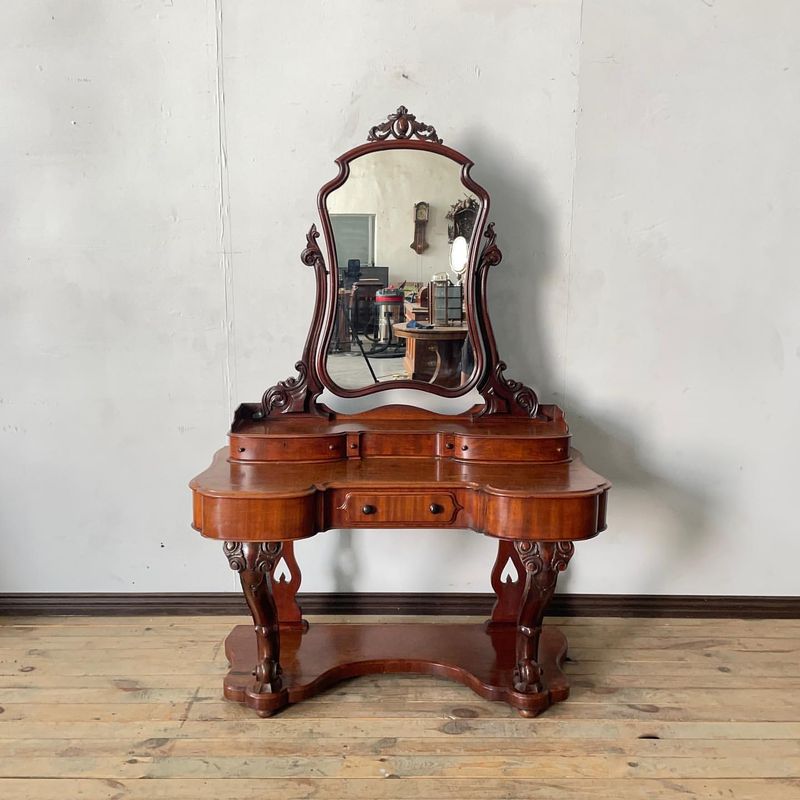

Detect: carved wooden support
488,539,526,628
512,540,574,693
224,541,284,694
257,226,327,419
473,224,541,419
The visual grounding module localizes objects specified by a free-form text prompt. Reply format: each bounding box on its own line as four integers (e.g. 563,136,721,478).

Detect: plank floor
1,614,799,799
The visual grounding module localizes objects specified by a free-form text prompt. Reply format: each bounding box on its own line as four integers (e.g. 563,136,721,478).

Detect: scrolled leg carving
513,540,574,694
224,541,283,694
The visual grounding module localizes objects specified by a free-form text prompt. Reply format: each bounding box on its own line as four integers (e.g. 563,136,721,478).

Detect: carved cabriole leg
224,541,283,694
513,540,574,694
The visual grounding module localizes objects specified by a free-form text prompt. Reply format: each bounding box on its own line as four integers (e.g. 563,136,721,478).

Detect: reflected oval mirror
449,235,469,278
321,148,483,392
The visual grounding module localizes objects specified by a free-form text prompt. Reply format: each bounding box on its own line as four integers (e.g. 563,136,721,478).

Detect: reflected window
331,214,375,267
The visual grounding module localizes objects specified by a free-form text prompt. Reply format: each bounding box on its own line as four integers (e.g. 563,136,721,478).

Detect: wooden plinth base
223,622,569,717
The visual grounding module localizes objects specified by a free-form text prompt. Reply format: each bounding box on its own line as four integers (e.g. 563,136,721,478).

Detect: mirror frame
257,107,541,419
317,129,488,398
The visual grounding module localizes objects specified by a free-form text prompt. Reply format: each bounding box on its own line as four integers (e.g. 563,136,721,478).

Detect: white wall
1,0,798,595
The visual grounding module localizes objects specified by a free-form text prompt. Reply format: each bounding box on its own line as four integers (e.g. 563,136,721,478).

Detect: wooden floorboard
1,615,799,799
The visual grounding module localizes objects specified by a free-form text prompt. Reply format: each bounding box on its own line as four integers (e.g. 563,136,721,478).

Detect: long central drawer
330,490,462,527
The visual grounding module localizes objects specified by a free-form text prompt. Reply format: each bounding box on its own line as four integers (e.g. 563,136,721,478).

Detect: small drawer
451,434,570,463
359,432,437,458
230,434,346,462
337,492,460,526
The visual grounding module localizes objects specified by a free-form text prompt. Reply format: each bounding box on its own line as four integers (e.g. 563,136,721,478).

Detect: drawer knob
429,503,444,515
361,504,377,515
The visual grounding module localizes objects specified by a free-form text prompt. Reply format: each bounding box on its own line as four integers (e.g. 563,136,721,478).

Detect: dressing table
190,106,610,717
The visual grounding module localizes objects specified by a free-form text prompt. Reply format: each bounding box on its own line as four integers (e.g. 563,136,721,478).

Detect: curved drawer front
449,434,569,463
193,492,318,540
229,434,346,462
229,431,570,464
333,491,461,527
479,490,609,541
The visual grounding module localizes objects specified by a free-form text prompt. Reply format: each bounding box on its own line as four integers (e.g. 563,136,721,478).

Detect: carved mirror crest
256,106,541,421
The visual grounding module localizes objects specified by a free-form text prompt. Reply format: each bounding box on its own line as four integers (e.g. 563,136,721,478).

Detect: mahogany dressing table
190,107,610,717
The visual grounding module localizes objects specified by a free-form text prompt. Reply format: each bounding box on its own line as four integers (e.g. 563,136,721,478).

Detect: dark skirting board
2,592,799,618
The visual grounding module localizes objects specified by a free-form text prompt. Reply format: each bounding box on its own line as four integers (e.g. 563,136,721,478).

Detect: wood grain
191,448,609,541
1,614,799,798
221,623,569,717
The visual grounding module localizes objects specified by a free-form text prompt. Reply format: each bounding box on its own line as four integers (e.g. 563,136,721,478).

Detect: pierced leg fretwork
488,540,525,628
271,541,306,630
224,541,284,694
513,540,574,694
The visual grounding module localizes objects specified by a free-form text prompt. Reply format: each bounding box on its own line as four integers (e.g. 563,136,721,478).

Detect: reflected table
393,322,469,388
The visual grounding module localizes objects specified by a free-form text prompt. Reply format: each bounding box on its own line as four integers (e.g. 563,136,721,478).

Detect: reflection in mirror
325,149,481,391
449,236,469,277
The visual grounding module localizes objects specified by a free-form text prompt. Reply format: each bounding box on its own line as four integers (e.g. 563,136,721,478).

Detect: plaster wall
1,0,797,595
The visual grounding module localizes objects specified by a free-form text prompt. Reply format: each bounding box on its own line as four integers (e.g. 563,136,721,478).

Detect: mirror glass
324,149,481,391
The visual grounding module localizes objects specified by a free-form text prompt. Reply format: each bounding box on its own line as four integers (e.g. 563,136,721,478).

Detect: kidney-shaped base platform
223,622,570,717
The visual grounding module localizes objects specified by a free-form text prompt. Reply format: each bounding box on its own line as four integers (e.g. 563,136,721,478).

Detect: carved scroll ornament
513,540,575,693
367,105,443,144
224,541,284,693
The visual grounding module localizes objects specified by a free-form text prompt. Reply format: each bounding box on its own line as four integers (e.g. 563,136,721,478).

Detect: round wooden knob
361,504,377,515
429,503,444,514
